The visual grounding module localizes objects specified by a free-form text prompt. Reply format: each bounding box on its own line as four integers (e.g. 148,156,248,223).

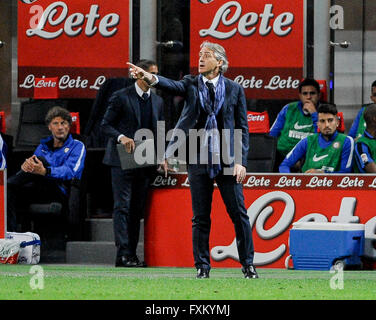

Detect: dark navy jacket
101,84,164,167
156,75,249,167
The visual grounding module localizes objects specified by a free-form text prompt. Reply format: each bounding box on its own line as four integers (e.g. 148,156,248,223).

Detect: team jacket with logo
270,101,318,156
34,134,86,194
279,132,354,173
354,131,376,173
348,104,370,139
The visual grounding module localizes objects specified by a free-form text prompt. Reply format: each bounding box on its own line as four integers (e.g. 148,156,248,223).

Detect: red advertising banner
247,111,270,133
18,0,130,98
145,174,376,269
190,0,304,99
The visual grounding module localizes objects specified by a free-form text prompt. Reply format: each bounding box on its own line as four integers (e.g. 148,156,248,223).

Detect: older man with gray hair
128,41,257,279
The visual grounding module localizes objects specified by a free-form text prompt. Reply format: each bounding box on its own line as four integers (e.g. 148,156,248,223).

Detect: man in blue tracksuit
7,106,86,232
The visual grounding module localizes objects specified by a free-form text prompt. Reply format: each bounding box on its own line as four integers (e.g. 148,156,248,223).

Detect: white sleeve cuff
150,75,159,87
117,134,125,143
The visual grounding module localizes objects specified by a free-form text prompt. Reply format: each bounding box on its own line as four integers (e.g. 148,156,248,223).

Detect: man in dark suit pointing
128,42,258,279
101,60,164,268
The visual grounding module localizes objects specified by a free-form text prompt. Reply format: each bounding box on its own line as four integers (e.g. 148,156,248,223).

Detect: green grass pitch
1,264,376,300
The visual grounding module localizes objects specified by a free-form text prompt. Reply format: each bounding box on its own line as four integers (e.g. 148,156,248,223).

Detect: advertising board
18,0,130,98
190,0,304,99
145,174,376,268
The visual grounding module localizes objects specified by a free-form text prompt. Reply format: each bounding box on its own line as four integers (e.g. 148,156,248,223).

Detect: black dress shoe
133,256,147,268
242,265,259,279
115,256,138,267
196,268,210,279
115,256,147,268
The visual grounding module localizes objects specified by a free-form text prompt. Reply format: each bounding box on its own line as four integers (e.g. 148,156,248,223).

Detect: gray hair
200,41,229,74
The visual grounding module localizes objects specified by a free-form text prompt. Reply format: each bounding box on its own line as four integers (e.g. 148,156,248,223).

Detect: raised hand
127,62,156,85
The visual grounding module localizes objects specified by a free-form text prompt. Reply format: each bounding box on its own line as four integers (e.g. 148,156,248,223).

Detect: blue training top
354,130,376,173
34,134,86,195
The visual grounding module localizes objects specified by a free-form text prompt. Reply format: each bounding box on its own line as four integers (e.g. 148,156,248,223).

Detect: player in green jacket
348,80,376,139
270,78,321,170
354,103,376,173
279,104,354,173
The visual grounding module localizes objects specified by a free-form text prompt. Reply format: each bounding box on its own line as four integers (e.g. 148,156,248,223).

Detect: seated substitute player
7,106,86,232
279,104,354,173
354,103,376,173
348,80,376,140
270,78,321,166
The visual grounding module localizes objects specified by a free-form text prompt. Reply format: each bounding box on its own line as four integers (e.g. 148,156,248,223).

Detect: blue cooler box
289,222,365,270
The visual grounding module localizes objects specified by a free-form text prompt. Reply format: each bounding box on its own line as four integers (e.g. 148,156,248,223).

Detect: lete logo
26,2,120,39
200,2,295,39
211,192,376,265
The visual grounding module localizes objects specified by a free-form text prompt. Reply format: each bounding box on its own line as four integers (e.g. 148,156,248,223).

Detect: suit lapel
193,76,202,114
129,87,141,127
222,77,232,114
150,93,159,128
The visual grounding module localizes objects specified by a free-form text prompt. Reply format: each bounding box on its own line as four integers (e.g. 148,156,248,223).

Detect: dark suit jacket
101,84,164,167
156,75,249,167
85,77,135,148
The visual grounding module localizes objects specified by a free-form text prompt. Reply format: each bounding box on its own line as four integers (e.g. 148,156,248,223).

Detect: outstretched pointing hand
127,62,144,79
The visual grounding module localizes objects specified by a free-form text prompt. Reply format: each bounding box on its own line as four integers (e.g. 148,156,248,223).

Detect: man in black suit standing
128,42,258,279
101,60,164,268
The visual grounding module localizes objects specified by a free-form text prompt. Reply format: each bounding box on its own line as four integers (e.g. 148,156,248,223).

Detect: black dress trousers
111,166,152,259
187,164,254,270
